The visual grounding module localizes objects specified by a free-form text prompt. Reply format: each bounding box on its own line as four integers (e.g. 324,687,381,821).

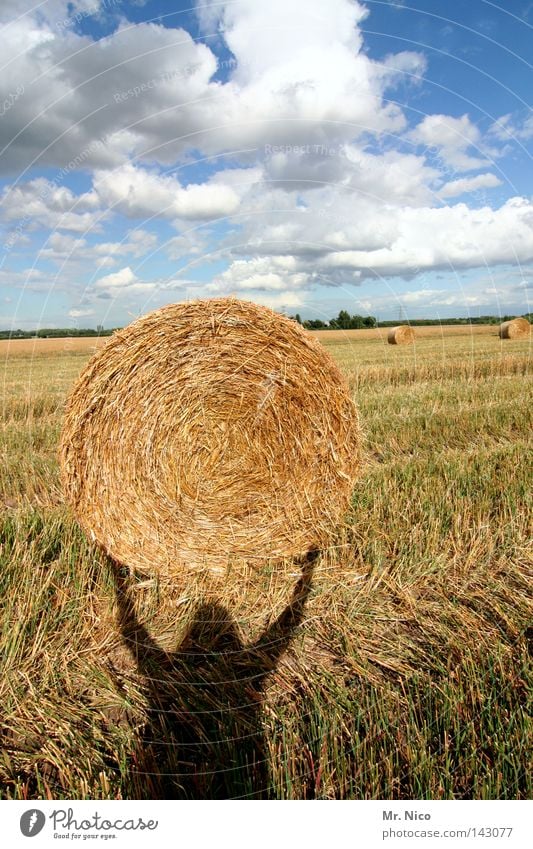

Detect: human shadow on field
111,554,316,799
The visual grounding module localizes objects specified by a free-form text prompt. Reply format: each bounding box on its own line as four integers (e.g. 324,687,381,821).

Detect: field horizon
0,323,507,358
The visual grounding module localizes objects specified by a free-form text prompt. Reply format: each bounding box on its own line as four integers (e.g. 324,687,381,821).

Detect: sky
0,0,531,329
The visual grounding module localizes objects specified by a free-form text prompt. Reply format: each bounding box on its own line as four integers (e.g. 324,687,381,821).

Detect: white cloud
196,0,411,152
40,228,158,264
438,172,502,199
0,266,60,293
355,277,530,316
163,231,212,260
1,0,531,323
400,288,445,304
249,291,304,309
210,192,533,290
207,256,313,294
376,51,428,86
316,197,533,277
94,229,158,257
95,266,137,287
408,114,488,172
0,0,114,24
260,145,439,205
0,0,425,176
93,164,241,221
93,265,156,296
0,17,216,173
48,232,87,254
68,307,95,318
0,179,102,233
488,113,533,143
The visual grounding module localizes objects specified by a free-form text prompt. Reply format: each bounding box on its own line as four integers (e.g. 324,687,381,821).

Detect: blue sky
0,0,531,328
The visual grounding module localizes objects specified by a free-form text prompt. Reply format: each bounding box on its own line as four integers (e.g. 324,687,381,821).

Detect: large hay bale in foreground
60,298,360,576
499,318,530,339
387,325,415,345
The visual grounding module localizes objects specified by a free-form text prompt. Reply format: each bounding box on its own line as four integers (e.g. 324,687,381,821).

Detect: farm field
0,325,531,799
0,321,500,356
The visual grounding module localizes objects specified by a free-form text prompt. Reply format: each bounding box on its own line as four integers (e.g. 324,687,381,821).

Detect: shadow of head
179,602,244,658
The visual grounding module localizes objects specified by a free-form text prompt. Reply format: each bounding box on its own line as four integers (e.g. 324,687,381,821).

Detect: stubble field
0,325,531,799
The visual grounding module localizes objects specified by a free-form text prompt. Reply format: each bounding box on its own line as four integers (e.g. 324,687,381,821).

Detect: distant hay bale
387,325,415,345
60,298,360,577
498,318,530,339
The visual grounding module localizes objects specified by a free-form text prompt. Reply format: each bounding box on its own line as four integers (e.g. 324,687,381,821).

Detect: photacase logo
20,809,46,837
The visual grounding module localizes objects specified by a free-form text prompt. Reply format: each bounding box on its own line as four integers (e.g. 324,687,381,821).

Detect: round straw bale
498,318,530,339
387,325,415,345
60,298,360,576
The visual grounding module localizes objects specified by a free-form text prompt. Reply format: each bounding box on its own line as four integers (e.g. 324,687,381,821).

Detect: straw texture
387,325,415,345
499,318,530,339
60,298,360,576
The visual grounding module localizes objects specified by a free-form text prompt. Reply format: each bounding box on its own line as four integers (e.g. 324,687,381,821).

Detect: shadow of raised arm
110,563,167,671
249,550,317,669
110,550,316,673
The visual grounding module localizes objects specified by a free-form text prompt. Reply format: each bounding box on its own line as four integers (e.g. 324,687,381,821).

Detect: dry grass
310,324,498,342
0,337,109,357
0,324,531,799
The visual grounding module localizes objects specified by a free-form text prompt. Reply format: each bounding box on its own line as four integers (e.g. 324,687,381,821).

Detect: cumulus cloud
68,307,95,318
260,144,439,205
95,266,137,287
316,197,533,277
375,51,428,86
206,193,533,291
94,228,158,257
0,17,216,174
207,255,313,295
349,277,530,316
94,265,155,294
488,112,533,143
1,0,530,322
93,164,241,221
193,0,411,152
40,228,158,265
248,291,304,309
0,179,102,233
408,114,488,172
438,172,502,199
0,0,110,25
163,231,212,260
0,0,425,175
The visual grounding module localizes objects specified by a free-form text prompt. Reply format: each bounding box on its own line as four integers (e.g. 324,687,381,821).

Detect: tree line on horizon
289,310,532,331
1,311,531,339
